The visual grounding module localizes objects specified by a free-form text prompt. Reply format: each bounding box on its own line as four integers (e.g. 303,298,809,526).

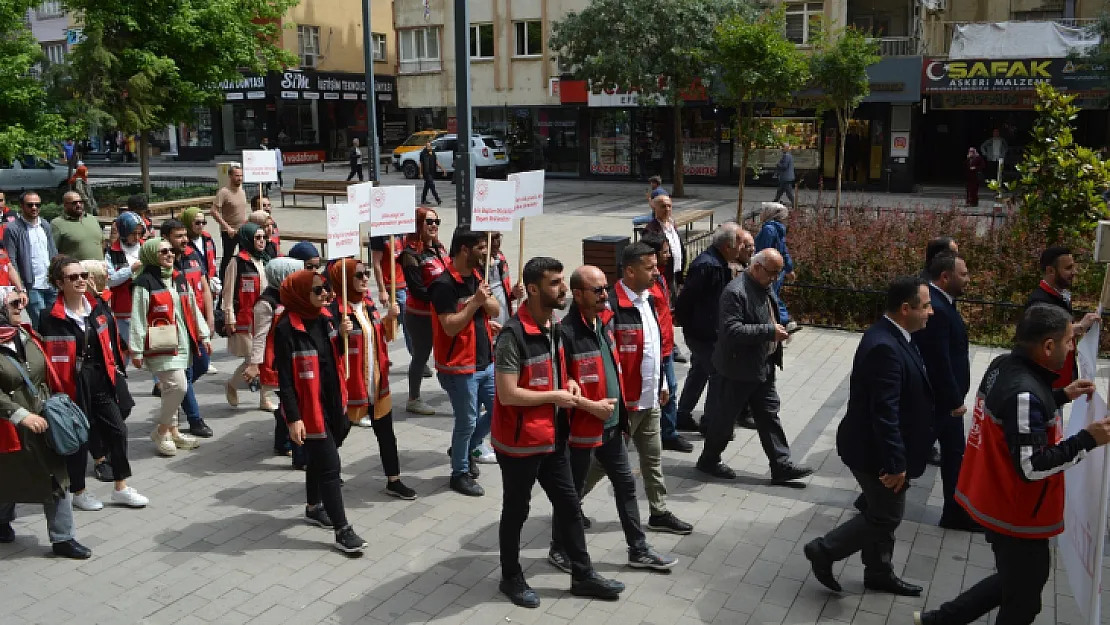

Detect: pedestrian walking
248,209,279,259
347,138,364,182
162,220,214,438
181,207,220,294
964,148,985,207
51,192,103,261
753,202,796,327
773,145,796,206
492,256,625,608
222,223,271,409
4,191,58,327
642,195,685,297
916,304,1110,625
399,208,448,416
487,231,523,329
804,276,934,597
370,234,410,354
210,166,250,282
105,212,146,350
1025,246,1101,390
419,142,444,205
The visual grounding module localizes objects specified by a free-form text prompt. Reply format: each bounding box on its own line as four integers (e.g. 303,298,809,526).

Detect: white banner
347,182,374,223
471,179,516,232
242,150,278,183
369,186,417,236
326,203,361,260
509,170,545,218
1062,324,1109,625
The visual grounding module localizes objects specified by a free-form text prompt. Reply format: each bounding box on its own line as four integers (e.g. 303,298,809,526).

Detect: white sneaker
111,487,149,508
207,363,219,374
356,416,373,428
72,491,104,511
172,432,200,450
406,398,435,415
474,444,497,464
151,430,177,456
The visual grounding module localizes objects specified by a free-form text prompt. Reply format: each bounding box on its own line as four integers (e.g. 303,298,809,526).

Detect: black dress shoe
450,474,484,497
939,513,985,533
736,414,757,429
676,415,700,432
52,539,92,560
927,445,942,467
662,435,694,453
673,351,688,364
864,573,922,597
803,541,842,592
570,571,623,600
0,522,13,543
93,461,114,483
500,574,540,608
771,463,814,485
696,461,736,480
189,420,214,438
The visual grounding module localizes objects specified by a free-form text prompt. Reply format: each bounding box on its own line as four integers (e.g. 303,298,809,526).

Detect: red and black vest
257,288,282,387
231,250,262,335
431,259,493,375
271,310,348,439
328,296,391,411
270,221,281,252
559,304,626,448
39,293,120,399
377,237,407,291
1035,280,1077,389
107,240,139,320
608,282,662,408
133,269,201,357
176,249,209,317
401,242,448,315
491,305,568,457
492,251,514,318
184,233,218,280
0,247,14,287
649,275,674,358
956,353,1067,539
0,331,64,454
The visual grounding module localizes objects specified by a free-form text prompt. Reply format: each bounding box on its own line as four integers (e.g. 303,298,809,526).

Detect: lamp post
453,0,473,226
361,0,380,182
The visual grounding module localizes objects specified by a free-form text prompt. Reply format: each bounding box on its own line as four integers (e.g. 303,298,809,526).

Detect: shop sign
247,91,266,100
323,92,340,100
282,150,326,165
588,90,659,108
219,75,266,91
303,92,321,100
225,93,245,101
930,92,1109,110
922,58,1107,93
683,165,718,176
280,91,299,100
447,116,458,133
590,163,630,174
549,78,560,98
890,132,910,158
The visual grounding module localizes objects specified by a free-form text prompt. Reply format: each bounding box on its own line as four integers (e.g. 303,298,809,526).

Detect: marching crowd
0,168,1107,623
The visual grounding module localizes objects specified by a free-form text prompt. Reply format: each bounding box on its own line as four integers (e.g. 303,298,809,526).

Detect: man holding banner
917,304,1110,625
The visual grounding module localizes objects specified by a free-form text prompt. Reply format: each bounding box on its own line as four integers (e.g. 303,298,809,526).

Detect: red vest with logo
560,304,626,448
258,289,282,387
107,240,137,320
134,270,201,357
39,293,119,399
956,353,1067,539
491,306,568,457
609,283,661,408
272,310,348,438
0,332,63,454
176,250,209,316
649,276,674,358
493,251,514,318
431,260,493,375
328,296,391,411
184,233,218,279
231,251,262,335
270,222,281,252
0,247,13,287
403,243,448,315
378,237,407,291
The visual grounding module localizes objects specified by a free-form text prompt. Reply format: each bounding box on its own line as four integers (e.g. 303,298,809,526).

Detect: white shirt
929,282,954,305
24,217,49,289
618,280,666,410
351,301,375,394
64,296,92,333
660,221,683,273
884,315,911,343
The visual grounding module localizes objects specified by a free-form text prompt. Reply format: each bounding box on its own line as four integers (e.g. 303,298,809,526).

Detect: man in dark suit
804,276,934,597
914,251,977,531
922,237,957,467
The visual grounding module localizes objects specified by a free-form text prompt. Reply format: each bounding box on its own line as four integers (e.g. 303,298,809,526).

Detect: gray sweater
4,215,57,289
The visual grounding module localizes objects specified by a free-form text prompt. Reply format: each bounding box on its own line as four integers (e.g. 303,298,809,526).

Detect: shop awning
949,21,1100,59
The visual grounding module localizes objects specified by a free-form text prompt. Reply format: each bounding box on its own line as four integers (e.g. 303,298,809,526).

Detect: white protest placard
1062,324,1110,625
348,181,374,223
509,169,545,218
242,150,278,183
471,179,516,232
326,203,361,260
369,186,416,236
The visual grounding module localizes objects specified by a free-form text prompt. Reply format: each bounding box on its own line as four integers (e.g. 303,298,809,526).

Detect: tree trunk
835,111,846,220
735,106,750,222
672,105,685,198
139,130,152,198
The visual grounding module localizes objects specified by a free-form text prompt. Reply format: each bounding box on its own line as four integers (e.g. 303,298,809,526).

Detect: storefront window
590,111,631,175
682,108,719,177
473,107,509,140
181,108,214,148
275,100,319,146
221,103,265,151
734,117,820,174
537,108,579,175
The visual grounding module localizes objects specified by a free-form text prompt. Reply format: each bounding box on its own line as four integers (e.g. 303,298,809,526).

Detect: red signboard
282,150,326,165
446,116,458,133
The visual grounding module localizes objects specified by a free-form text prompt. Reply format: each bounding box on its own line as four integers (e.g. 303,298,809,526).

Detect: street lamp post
361,0,380,182
453,0,473,226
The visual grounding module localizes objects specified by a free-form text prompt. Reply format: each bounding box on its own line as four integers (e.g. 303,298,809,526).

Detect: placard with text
369,186,417,236
471,179,516,232
509,170,545,218
242,150,278,183
326,203,361,260
347,181,374,222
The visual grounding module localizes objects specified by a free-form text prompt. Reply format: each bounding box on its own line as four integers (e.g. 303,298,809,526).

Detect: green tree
550,0,754,197
808,26,880,218
65,0,298,195
0,0,68,164
712,8,810,219
1000,83,1109,242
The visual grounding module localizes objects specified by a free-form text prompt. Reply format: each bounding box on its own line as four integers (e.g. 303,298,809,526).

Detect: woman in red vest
222,222,270,409
273,269,367,554
41,256,146,510
248,209,280,259
398,207,448,416
130,238,210,457
327,259,416,500
105,211,146,350
181,207,219,291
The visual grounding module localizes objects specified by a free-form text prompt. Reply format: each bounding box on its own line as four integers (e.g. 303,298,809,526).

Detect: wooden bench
280,179,363,209
98,196,216,220
633,208,717,242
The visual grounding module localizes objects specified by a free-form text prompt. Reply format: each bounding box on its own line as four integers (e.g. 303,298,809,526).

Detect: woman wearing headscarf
288,242,322,272
272,270,367,554
327,259,415,500
398,207,448,416
105,211,147,347
965,146,986,208
248,209,279,259
181,207,220,293
222,222,270,408
130,238,210,457
243,257,302,455
753,201,796,328
0,287,92,559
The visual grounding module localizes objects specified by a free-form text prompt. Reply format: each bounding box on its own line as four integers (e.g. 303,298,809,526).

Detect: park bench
98,195,216,223
279,179,362,209
633,208,716,242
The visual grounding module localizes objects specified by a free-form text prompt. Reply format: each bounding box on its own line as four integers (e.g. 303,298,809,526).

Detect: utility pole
361,0,380,182
453,0,473,226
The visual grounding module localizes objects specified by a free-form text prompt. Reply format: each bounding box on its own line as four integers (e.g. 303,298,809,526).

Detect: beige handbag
146,319,178,352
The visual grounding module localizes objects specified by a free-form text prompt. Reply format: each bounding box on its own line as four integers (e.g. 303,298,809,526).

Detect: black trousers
219,230,237,284
304,424,348,530
369,412,400,477
677,337,715,422
497,444,593,580
347,164,364,182
421,177,440,204
934,410,968,520
814,468,904,577
67,390,132,491
700,372,791,470
928,531,1050,625
551,426,648,554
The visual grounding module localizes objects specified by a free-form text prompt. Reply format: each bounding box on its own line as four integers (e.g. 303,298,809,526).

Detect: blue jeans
439,364,495,477
180,345,210,425
0,490,74,543
395,288,412,356
26,287,56,329
772,273,789,323
660,354,679,441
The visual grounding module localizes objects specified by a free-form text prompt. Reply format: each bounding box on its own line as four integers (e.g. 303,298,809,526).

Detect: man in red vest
491,257,624,608
916,304,1110,624
1024,246,1100,390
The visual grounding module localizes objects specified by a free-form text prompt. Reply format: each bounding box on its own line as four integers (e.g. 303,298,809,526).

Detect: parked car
391,130,447,172
398,134,508,180
0,156,70,191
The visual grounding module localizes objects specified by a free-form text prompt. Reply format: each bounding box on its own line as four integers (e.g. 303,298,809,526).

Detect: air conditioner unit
920,0,946,12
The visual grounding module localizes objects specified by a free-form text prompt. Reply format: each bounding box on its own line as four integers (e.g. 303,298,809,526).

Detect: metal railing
929,18,1099,56
399,59,442,74
868,36,919,56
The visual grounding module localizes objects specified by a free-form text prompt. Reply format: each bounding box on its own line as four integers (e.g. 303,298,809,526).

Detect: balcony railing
399,59,442,74
930,18,1099,56
868,36,919,56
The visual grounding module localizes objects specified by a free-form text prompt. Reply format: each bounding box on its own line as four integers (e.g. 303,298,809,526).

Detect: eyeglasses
157,248,174,255
8,299,24,310
194,220,207,226
64,272,89,282
353,271,370,280
24,203,40,208
304,263,321,271
312,284,331,295
425,219,442,226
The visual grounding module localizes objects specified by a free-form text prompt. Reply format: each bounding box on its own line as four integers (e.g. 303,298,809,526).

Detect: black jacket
673,246,732,342
912,285,970,413
712,271,783,382
837,317,934,478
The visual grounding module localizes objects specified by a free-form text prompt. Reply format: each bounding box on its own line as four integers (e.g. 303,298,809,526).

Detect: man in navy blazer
913,251,978,531
805,276,934,597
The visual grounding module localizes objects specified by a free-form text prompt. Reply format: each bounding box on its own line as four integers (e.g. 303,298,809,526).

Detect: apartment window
785,2,823,45
42,42,66,66
470,23,494,60
399,27,441,74
372,33,387,62
514,20,542,57
298,25,320,69
36,1,63,18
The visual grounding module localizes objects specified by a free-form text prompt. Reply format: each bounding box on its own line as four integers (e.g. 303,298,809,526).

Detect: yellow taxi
391,130,447,171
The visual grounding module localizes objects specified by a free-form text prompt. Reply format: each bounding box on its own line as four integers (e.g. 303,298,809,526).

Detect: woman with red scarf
272,270,367,554
398,207,448,416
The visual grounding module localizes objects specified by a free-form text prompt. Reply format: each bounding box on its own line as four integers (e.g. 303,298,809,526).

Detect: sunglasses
312,284,331,296
254,234,267,240
158,248,174,255
64,272,90,282
194,220,207,226
353,271,370,280
585,285,608,296
425,219,442,226
24,203,41,208
304,263,321,271
66,200,84,205
8,299,24,310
